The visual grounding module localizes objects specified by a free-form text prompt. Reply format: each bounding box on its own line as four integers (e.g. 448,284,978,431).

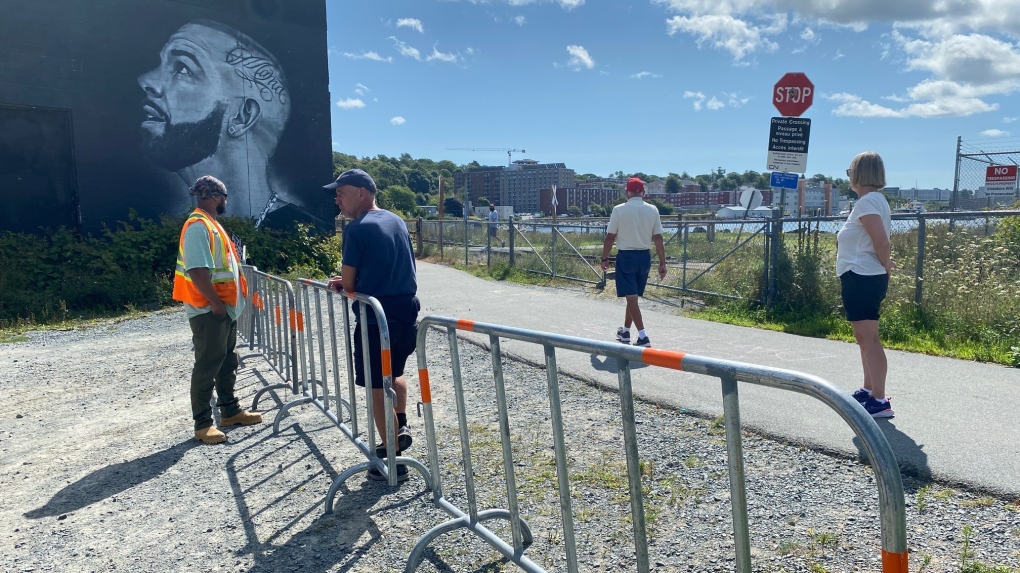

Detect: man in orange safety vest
173,175,262,444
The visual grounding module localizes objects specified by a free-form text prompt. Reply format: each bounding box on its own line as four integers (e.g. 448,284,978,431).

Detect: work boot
195,426,227,444
220,410,263,427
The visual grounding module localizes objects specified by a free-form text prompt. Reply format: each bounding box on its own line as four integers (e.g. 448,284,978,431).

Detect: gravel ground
1,308,1019,573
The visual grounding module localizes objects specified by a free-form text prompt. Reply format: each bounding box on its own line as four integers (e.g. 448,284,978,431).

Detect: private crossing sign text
773,73,814,117
766,117,811,174
985,164,1018,196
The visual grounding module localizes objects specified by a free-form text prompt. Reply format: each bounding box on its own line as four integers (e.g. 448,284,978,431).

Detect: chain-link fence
951,136,1020,211
405,211,1020,319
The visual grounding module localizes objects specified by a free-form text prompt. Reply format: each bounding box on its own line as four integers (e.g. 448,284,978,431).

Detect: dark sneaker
862,397,894,418
615,328,630,343
633,336,651,348
375,426,413,459
397,425,413,452
851,388,871,403
367,464,408,482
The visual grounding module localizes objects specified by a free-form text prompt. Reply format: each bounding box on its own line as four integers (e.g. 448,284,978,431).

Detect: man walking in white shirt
600,178,667,347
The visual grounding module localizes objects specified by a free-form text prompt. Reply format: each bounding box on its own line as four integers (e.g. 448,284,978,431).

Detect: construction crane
445,147,526,167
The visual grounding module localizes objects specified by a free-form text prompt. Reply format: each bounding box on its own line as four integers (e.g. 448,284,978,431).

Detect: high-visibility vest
172,209,248,307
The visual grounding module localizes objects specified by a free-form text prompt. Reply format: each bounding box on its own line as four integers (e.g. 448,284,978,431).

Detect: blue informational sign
770,171,800,190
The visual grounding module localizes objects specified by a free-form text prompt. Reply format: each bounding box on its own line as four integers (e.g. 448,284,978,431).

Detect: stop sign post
774,72,814,117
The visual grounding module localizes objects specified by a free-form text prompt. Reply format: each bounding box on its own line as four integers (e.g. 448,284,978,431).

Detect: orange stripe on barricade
418,368,432,403
640,348,686,370
252,292,263,310
275,307,281,325
289,309,300,331
346,291,355,300
456,319,475,332
380,349,392,377
882,550,908,573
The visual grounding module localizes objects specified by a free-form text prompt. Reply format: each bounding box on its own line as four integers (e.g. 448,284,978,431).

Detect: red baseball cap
626,178,645,194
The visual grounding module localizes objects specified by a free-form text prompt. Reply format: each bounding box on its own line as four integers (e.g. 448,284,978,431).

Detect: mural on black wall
0,0,331,233
138,19,299,226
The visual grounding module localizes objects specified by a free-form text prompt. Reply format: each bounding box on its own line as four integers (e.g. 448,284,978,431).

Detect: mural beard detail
140,102,226,174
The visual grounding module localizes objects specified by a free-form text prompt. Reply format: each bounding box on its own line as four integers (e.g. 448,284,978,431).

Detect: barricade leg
721,373,752,573
405,506,538,573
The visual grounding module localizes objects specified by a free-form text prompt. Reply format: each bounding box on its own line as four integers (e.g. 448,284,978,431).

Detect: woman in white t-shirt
836,151,897,418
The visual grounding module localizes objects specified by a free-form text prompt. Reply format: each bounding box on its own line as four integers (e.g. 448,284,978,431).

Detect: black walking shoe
633,336,651,348
367,465,409,482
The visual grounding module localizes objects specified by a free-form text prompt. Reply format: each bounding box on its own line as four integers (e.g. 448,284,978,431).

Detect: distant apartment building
778,183,837,216
540,186,624,215
453,165,504,208
888,187,952,202
502,160,576,213
454,160,575,214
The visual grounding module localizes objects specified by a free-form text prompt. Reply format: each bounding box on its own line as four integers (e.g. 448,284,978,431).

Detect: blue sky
326,0,1020,189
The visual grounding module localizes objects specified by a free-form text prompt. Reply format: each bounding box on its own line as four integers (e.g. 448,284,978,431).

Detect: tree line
333,152,853,218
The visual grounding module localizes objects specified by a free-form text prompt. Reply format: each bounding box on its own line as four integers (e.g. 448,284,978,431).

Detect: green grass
0,306,159,339
0,334,29,343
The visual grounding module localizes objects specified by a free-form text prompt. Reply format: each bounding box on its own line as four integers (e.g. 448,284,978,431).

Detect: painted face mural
137,20,293,223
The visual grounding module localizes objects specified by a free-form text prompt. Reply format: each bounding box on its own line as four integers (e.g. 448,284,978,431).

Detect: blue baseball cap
323,168,376,193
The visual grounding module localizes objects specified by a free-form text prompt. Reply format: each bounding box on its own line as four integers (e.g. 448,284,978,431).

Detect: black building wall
0,0,332,233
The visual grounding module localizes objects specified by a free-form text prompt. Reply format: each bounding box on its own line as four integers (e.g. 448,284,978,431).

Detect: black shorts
615,250,651,297
353,321,418,388
840,271,889,322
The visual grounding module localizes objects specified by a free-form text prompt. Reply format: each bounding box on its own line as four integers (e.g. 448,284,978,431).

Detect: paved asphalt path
415,262,1020,497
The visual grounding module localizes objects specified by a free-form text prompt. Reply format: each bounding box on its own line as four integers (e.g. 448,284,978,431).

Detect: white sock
859,387,872,397
620,326,629,333
638,329,647,338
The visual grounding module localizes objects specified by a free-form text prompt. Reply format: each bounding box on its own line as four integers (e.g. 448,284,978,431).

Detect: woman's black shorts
839,271,889,322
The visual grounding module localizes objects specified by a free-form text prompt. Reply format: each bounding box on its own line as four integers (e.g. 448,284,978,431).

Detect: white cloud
800,27,817,42
566,45,595,70
390,116,406,126
456,0,583,8
631,71,663,79
514,15,527,25
706,96,725,110
723,91,750,107
426,45,460,63
683,90,706,110
336,98,366,110
354,83,370,96
666,14,778,61
389,37,421,60
397,18,424,33
834,49,845,60
827,90,997,118
343,51,393,63
981,128,1010,137
1005,116,1020,123
826,31,1020,119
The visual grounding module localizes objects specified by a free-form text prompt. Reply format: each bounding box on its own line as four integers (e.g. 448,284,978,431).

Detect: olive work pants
188,312,242,431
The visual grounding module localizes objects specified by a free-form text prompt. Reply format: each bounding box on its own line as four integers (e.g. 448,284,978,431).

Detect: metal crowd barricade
270,279,431,500
410,316,908,573
239,266,300,401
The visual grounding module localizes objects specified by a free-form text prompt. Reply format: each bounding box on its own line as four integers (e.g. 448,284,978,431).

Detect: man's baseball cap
626,178,645,194
323,168,377,193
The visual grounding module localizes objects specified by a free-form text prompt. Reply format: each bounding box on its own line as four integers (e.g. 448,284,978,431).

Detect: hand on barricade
327,275,344,293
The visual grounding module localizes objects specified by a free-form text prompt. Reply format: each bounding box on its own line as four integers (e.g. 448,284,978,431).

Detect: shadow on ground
24,440,198,519
853,419,931,482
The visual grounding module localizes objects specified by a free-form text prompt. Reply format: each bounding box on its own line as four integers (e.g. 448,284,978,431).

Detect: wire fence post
914,215,926,305
508,216,516,267
416,217,423,257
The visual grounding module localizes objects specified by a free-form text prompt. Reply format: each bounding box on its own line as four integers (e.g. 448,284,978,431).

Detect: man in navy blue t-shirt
325,169,419,482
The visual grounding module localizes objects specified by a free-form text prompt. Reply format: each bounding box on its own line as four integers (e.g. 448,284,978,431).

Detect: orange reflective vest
172,209,248,307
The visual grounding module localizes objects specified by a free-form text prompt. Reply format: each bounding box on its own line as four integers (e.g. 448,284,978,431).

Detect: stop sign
773,72,814,117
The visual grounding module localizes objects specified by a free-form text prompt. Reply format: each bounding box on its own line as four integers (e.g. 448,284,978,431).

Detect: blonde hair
849,151,886,189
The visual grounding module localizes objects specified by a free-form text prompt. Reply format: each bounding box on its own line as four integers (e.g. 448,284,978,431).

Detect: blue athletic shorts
614,250,651,297
839,271,889,322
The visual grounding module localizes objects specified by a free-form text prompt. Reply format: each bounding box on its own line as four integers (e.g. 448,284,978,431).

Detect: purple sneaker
862,397,894,418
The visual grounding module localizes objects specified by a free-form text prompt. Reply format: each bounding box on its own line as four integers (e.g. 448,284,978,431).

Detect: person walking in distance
600,177,667,347
173,176,263,444
488,204,504,248
837,152,896,418
325,169,419,482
